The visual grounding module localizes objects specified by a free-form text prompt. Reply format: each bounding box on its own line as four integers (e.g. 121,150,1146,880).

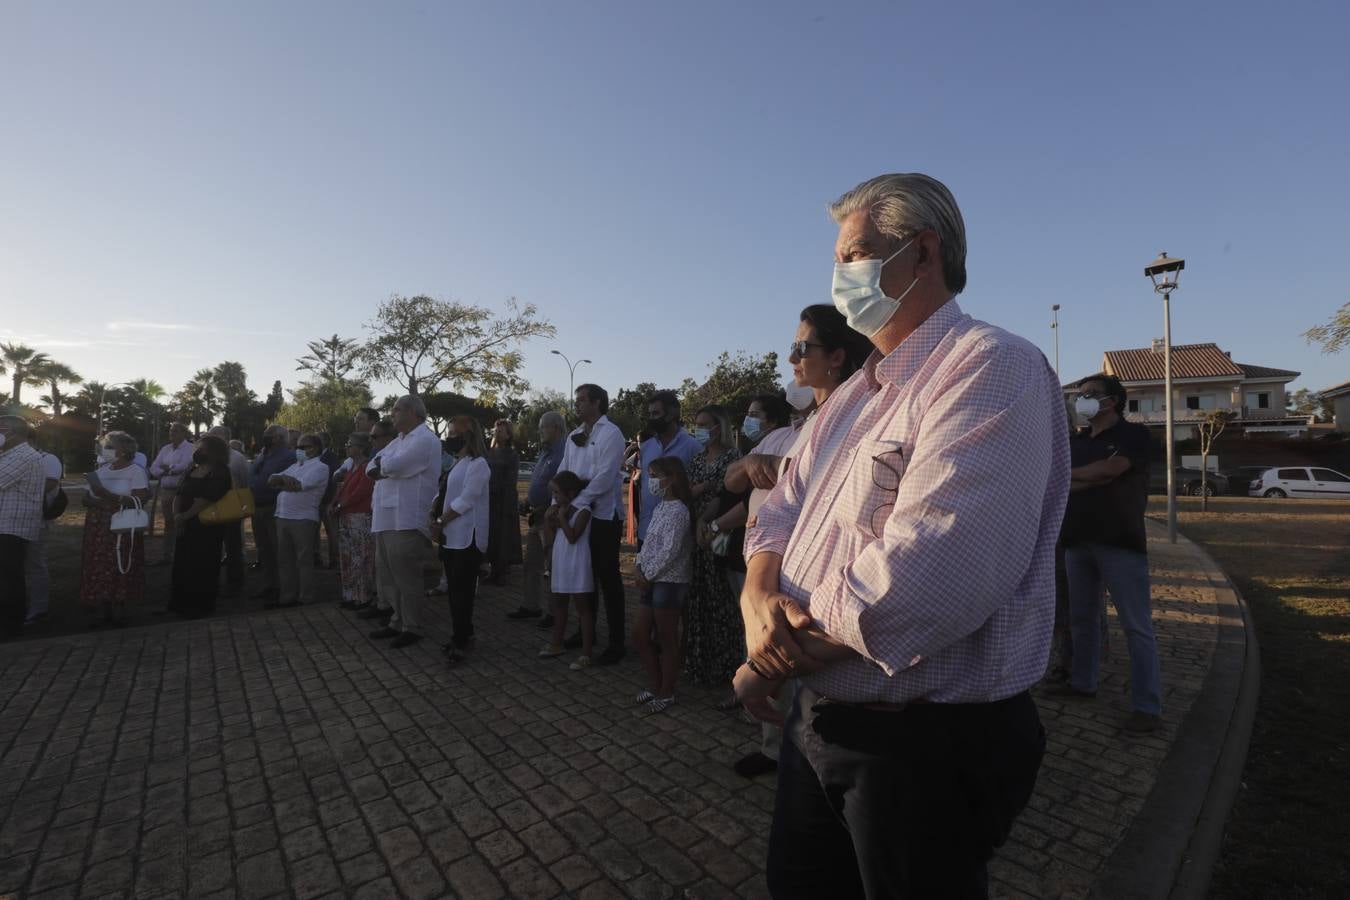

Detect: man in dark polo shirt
1057,374,1162,734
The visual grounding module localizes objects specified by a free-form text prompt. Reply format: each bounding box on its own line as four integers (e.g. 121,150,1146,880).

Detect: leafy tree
1287,387,1334,422
275,378,375,443
511,389,572,454
1,343,52,405
297,334,362,383
419,391,507,438
360,295,555,401
35,360,82,416
265,380,285,418
1304,300,1350,354
608,382,662,439
680,351,781,418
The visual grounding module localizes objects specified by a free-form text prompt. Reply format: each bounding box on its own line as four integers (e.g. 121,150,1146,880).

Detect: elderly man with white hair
208,425,251,595
0,416,45,640
737,173,1069,897
366,395,442,648
506,410,568,625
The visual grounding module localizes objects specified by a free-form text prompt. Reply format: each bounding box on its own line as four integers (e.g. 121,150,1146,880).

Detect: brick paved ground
0,519,1225,899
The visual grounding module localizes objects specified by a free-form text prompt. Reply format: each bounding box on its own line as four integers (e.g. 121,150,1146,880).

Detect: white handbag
110,497,149,575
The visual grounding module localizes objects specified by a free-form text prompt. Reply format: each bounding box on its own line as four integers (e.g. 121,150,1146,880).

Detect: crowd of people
0,171,1169,897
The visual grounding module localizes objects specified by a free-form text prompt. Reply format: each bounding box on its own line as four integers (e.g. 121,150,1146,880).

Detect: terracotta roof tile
1237,362,1301,379
1321,379,1350,397
1104,343,1243,382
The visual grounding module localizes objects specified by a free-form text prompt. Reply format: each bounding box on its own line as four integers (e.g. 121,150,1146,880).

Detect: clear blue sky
4,1,1348,408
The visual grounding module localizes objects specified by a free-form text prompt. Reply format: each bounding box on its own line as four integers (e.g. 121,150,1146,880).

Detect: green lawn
1152,496,1350,897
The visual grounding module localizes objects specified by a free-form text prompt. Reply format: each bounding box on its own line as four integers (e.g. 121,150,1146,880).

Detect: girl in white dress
540,471,594,670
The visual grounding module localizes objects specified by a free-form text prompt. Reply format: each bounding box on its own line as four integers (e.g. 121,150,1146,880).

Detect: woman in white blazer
430,416,491,664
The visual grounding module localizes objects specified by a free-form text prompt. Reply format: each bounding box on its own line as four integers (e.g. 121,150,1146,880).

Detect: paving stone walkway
0,520,1228,899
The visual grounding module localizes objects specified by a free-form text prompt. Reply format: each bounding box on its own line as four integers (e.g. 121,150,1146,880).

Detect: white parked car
1248,466,1350,499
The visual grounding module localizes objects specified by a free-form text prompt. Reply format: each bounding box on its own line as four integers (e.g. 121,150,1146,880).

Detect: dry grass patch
1152,496,1350,896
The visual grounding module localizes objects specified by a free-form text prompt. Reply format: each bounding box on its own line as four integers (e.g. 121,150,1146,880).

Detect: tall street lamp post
1145,252,1185,544
550,349,592,399
1050,304,1061,380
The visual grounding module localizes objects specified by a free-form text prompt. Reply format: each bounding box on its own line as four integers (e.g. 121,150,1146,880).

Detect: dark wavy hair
800,304,873,380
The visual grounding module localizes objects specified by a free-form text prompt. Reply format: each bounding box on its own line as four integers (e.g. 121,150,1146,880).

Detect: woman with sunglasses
717,304,870,777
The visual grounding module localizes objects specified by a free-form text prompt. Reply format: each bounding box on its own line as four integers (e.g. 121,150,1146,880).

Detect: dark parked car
1222,465,1276,496
1148,467,1230,497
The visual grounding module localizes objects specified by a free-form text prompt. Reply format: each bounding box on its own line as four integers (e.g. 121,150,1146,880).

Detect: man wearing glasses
738,173,1070,897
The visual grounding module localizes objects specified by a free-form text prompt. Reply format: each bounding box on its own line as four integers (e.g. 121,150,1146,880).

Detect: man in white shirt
209,425,251,595
0,416,45,640
268,433,331,608
367,396,442,647
148,423,194,564
22,433,64,624
559,384,628,665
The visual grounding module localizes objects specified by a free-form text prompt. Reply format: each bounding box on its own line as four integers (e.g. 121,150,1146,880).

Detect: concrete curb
1090,526,1260,900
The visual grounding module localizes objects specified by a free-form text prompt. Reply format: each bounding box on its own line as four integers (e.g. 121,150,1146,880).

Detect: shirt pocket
841,437,911,541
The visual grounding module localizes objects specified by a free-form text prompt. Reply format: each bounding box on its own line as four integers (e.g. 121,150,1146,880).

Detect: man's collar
873,300,965,387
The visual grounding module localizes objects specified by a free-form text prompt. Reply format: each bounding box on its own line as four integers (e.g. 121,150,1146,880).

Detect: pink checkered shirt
745,301,1070,705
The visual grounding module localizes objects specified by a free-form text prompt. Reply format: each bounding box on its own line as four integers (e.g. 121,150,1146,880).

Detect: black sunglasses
789,340,826,357
570,432,589,448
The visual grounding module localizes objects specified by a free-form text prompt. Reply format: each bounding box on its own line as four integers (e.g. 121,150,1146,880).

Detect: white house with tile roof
1065,342,1309,439
1321,380,1350,431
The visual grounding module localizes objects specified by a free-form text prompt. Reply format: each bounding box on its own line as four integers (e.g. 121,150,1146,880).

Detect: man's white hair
396,395,428,420
828,173,968,295
538,411,565,435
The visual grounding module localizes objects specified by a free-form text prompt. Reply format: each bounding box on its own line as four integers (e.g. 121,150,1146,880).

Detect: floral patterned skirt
78,505,145,613
339,514,376,605
683,545,744,685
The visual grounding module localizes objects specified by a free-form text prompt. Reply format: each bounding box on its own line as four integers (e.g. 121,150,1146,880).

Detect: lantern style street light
1144,251,1185,544
1050,304,1061,379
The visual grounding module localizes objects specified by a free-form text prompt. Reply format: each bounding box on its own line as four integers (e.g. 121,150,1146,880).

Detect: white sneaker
569,655,592,671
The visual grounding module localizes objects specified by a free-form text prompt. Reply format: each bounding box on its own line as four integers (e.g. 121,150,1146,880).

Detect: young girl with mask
631,456,695,714
540,471,594,670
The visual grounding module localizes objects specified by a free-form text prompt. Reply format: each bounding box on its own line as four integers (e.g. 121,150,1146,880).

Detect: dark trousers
223,522,244,587
588,517,625,649
441,544,482,648
253,506,279,593
767,686,1045,899
0,535,28,638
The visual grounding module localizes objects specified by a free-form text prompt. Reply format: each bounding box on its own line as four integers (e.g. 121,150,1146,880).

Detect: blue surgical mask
295,449,307,463
742,417,763,441
831,237,919,337
648,477,665,498
692,426,712,446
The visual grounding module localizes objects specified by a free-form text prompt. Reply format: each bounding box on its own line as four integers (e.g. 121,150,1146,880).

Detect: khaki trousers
276,518,318,605
376,529,429,634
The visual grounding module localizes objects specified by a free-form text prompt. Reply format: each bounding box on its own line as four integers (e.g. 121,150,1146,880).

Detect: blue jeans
1065,543,1162,715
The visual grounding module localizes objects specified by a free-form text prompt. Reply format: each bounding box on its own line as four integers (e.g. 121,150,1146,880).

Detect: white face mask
648,477,665,498
785,381,816,411
100,447,117,463
693,426,712,446
831,238,919,337
295,449,307,463
1075,396,1102,420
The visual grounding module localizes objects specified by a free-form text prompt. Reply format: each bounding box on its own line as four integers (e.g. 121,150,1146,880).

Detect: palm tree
0,343,52,406
35,360,83,416
130,378,167,402
175,369,221,431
